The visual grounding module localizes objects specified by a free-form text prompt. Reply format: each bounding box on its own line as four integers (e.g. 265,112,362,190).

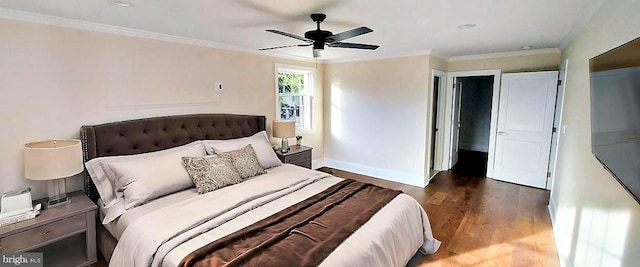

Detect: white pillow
84,141,204,206
101,143,204,210
86,159,119,206
202,131,282,169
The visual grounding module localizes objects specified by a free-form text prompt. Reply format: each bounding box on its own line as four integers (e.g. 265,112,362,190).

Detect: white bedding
107,164,440,267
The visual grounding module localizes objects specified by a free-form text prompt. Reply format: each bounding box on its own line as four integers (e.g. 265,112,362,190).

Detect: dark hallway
451,149,487,177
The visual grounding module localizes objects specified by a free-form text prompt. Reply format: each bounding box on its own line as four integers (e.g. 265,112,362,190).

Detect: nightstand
0,191,97,267
276,145,312,169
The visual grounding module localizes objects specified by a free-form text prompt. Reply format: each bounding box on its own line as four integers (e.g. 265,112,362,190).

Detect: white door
450,81,463,167
547,60,568,189
493,71,558,188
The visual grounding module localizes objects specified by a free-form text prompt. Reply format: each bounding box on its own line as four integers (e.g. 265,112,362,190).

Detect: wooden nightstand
276,145,312,169
0,191,97,267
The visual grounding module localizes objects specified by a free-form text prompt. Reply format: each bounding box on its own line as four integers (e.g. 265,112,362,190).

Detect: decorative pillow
202,131,282,169
182,155,242,194
222,145,266,179
100,142,205,210
85,140,205,207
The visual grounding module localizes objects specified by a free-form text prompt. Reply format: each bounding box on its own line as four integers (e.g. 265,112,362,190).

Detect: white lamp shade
24,139,84,180
273,120,295,138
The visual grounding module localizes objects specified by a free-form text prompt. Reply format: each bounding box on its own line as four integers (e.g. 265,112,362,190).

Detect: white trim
547,198,565,267
311,158,325,170
548,198,557,227
486,73,502,177
429,69,447,173
274,63,317,73
447,48,561,62
323,158,426,187
442,70,502,176
429,170,440,180
429,51,449,61
0,8,317,63
274,63,316,133
547,59,568,190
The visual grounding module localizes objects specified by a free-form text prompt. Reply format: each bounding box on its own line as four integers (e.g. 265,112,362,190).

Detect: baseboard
311,158,325,170
548,197,557,227
548,197,564,267
322,158,426,187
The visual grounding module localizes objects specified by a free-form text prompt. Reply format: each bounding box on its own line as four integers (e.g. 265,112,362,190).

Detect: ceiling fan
260,13,379,58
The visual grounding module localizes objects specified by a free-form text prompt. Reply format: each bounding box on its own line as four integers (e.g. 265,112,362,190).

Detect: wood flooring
327,167,560,267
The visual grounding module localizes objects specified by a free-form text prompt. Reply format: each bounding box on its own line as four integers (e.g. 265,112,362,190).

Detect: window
275,64,315,132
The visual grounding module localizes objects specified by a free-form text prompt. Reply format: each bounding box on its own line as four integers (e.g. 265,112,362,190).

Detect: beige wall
324,55,430,186
448,52,562,73
551,0,640,266
0,18,323,199
322,51,562,187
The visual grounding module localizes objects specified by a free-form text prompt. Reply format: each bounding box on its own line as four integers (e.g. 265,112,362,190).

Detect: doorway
451,76,494,176
441,70,501,177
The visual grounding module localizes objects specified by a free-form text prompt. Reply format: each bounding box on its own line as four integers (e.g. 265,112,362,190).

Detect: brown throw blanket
179,179,401,267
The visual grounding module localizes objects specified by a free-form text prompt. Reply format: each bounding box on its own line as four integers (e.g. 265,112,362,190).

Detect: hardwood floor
92,166,560,267
327,168,560,267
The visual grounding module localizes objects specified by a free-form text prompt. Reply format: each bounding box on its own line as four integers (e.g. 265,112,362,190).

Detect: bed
80,113,440,267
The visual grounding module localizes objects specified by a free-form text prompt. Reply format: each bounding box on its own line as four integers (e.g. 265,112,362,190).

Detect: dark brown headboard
79,113,267,202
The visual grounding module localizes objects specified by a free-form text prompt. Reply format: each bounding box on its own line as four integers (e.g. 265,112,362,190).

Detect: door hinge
552,126,557,133
547,172,551,178
558,80,562,86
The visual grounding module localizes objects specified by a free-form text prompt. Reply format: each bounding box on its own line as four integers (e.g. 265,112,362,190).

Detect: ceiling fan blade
266,30,313,43
328,42,379,50
327,27,373,42
259,44,312,51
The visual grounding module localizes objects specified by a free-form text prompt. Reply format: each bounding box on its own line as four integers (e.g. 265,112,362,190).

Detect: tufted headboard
79,113,267,202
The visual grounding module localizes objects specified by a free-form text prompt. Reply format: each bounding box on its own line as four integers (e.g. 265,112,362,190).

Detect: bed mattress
102,164,440,267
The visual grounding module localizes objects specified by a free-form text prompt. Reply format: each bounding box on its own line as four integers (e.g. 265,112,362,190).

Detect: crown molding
323,49,432,64
428,51,449,61
447,48,561,62
0,8,318,63
0,8,567,66
559,0,606,49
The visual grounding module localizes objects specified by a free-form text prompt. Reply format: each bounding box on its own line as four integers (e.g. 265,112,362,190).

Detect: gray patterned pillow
221,145,266,179
182,155,242,194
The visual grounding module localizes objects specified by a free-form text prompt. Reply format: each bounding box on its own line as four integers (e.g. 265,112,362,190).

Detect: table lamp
24,139,83,207
273,120,295,153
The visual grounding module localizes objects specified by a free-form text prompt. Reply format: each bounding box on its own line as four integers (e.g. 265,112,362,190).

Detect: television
589,36,640,204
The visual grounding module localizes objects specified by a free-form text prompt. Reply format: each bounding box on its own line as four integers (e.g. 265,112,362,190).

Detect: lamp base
280,138,290,153
46,179,70,208
46,195,70,208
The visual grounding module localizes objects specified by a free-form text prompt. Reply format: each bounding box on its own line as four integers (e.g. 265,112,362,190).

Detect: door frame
442,69,502,176
547,59,568,190
429,69,447,176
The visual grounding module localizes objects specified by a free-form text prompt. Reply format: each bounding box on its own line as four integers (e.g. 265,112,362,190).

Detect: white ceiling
0,0,605,61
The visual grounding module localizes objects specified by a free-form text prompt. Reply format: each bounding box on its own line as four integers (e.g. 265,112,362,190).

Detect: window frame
274,64,316,133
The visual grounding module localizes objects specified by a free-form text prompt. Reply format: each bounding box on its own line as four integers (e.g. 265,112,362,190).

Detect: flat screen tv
589,36,640,204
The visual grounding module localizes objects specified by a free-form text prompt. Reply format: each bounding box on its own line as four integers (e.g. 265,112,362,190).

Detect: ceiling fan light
313,48,324,58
